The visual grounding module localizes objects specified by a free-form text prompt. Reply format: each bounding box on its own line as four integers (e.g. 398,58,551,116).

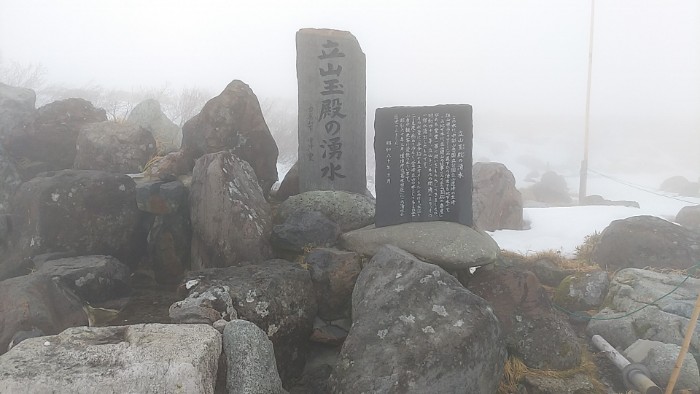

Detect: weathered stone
553,271,609,312
0,274,87,354
306,248,362,321
190,151,272,269
143,150,191,180
0,145,21,213
374,105,473,227
660,175,699,197
0,324,221,393
127,99,181,154
310,317,349,345
275,160,299,201
35,255,131,304
182,260,317,385
592,215,700,270
340,221,499,270
223,319,286,394
7,170,144,269
581,194,639,208
472,162,522,231
467,265,582,370
148,210,191,284
182,80,278,195
587,268,700,352
169,285,235,324
5,98,106,172
530,171,572,205
523,374,598,394
275,190,374,232
529,257,577,288
329,245,506,393
676,204,700,231
74,121,157,173
297,28,366,194
0,83,35,144
624,339,700,392
136,179,187,215
271,211,341,252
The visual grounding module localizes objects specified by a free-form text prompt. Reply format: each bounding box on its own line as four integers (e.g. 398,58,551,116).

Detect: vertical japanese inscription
375,105,473,227
297,29,366,194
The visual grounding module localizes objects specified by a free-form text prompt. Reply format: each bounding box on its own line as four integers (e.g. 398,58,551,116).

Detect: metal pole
592,335,662,394
579,0,595,204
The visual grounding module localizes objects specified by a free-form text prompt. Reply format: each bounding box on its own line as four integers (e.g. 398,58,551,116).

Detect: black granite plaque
374,105,473,227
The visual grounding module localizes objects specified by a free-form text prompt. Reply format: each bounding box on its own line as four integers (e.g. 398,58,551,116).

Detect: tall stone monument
374,105,473,227
296,28,366,194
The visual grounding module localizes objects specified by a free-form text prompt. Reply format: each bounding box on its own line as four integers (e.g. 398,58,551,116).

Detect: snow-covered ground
489,173,700,257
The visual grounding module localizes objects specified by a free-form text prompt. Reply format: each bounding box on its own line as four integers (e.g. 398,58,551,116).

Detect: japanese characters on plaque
374,105,473,227
296,28,366,194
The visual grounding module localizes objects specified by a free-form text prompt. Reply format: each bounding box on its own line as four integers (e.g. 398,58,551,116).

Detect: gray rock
127,99,182,154
0,274,88,355
530,170,572,205
468,265,582,370
223,319,286,394
523,374,598,394
36,255,131,304
306,248,362,321
169,285,236,324
5,98,106,173
275,160,299,201
0,324,221,393
182,260,317,385
296,28,366,195
148,209,191,285
275,190,375,232
660,176,699,197
328,245,506,393
340,221,499,270
676,204,700,231
74,121,157,173
190,151,272,270
530,257,577,287
271,211,341,252
472,162,523,231
553,270,609,312
6,170,144,270
624,339,700,391
0,82,35,144
587,268,700,352
592,215,700,270
182,80,278,196
0,145,21,213
136,179,188,215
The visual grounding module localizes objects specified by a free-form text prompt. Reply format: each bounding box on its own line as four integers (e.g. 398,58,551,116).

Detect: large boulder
7,170,144,269
148,210,191,285
189,151,272,270
660,176,699,197
592,215,700,270
35,255,131,305
529,170,572,205
467,265,582,370
223,319,286,394
74,121,157,173
5,98,106,173
472,162,523,231
329,245,506,393
340,221,499,271
587,268,700,352
182,80,278,195
305,248,362,321
624,339,700,392
127,99,182,154
0,324,221,393
0,274,88,354
275,190,375,232
0,83,35,144
0,144,21,213
271,211,341,253
676,205,700,232
181,259,317,385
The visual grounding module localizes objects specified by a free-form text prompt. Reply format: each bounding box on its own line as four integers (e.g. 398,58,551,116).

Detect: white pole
579,0,595,204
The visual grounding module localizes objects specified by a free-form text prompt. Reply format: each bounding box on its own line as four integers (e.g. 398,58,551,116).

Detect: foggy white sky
1,0,699,178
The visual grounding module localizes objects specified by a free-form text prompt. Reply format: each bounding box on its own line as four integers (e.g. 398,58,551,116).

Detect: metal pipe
592,335,662,394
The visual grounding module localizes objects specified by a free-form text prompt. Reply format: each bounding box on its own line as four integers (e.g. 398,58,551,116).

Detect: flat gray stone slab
0,323,221,394
340,221,499,270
